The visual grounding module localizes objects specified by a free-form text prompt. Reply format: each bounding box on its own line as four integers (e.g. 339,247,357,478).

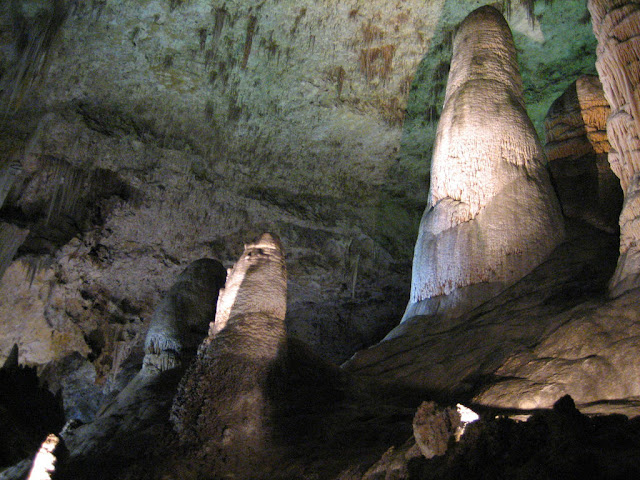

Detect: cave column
588,0,640,295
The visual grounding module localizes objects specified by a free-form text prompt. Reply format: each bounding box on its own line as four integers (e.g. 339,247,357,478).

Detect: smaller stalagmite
143,258,226,373
588,0,640,295
170,233,288,474
402,6,564,323
544,75,622,232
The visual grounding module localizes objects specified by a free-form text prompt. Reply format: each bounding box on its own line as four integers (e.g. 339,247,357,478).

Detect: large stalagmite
402,6,564,323
170,233,288,475
588,0,640,295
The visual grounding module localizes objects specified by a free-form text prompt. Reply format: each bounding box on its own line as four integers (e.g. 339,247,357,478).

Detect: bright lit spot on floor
455,403,480,441
457,403,480,423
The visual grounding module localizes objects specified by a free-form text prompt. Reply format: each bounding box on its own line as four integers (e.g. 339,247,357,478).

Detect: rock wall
544,74,622,232
588,0,640,295
402,6,564,323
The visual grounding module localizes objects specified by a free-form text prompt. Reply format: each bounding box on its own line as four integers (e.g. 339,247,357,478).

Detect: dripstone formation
402,5,564,323
544,75,622,233
171,233,289,473
588,0,640,295
143,258,226,373
57,258,225,479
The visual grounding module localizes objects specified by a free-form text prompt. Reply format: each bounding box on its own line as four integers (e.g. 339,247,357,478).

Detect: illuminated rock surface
545,75,622,232
170,233,289,469
588,0,640,295
57,233,415,480
0,0,598,373
403,6,564,322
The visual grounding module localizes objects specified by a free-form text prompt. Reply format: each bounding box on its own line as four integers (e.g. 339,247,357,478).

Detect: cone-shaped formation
143,258,226,373
170,233,288,474
211,232,287,335
588,0,640,295
403,6,564,323
545,75,622,232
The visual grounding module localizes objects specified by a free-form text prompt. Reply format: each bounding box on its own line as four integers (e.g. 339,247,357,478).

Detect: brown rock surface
545,75,622,232
170,233,289,473
412,402,460,460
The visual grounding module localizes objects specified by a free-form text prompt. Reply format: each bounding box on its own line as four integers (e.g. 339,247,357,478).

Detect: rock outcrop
402,6,564,323
545,75,622,232
588,0,640,295
59,258,226,479
409,396,640,480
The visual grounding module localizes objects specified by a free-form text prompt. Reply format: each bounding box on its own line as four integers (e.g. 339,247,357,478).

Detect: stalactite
1,0,68,112
588,0,640,295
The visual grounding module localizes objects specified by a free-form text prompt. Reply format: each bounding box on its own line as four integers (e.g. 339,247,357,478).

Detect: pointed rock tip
249,232,283,252
2,344,19,370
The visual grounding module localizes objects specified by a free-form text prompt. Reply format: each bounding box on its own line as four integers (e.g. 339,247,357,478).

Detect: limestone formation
27,434,64,480
545,75,622,232
588,0,640,295
170,233,288,472
403,6,564,322
143,258,226,373
346,221,640,414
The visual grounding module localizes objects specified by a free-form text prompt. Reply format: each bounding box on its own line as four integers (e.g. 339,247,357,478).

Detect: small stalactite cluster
588,0,640,294
0,0,68,112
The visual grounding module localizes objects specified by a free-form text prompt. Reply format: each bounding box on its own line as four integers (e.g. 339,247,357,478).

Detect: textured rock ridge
170,233,288,474
143,258,225,372
588,0,640,295
545,75,622,232
403,6,564,322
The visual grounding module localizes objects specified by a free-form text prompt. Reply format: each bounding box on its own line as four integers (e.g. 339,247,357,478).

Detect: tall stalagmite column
402,6,564,323
171,233,288,476
588,0,640,295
